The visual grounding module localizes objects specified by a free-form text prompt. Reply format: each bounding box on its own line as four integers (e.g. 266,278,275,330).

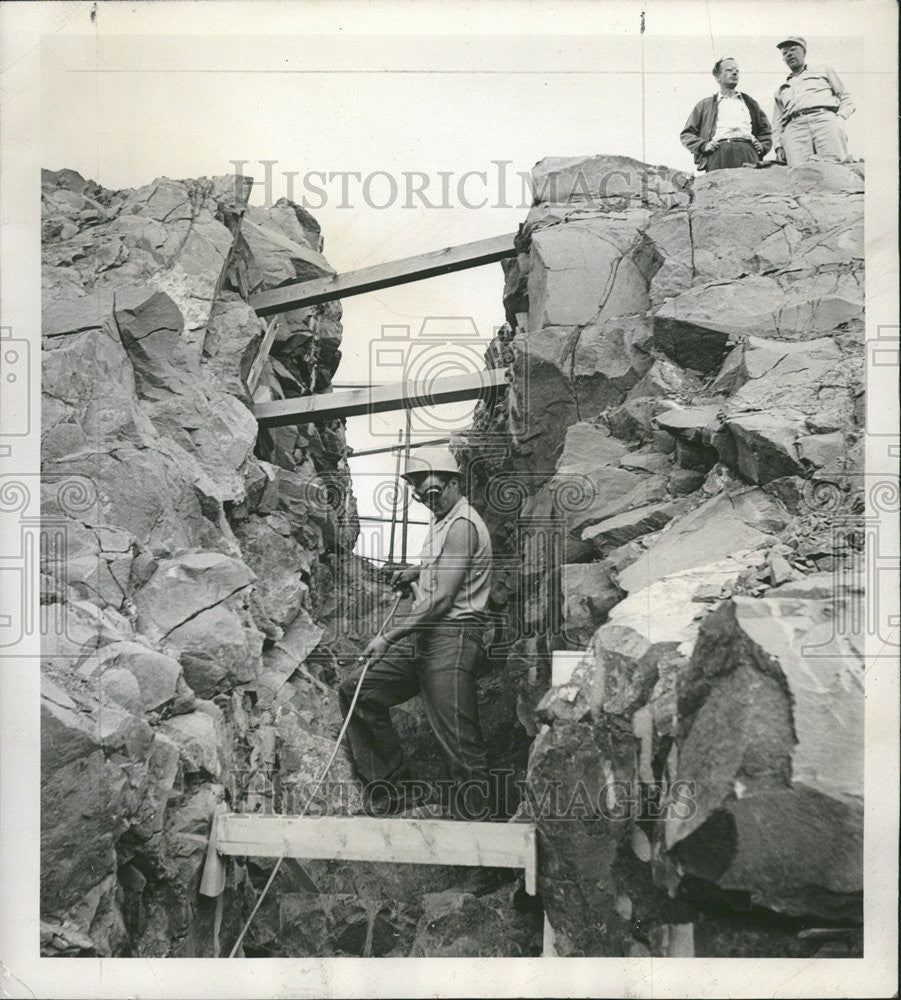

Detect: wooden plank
199,802,228,897
254,368,508,428
216,814,537,890
542,916,557,957
246,316,280,394
250,233,518,317
524,825,537,895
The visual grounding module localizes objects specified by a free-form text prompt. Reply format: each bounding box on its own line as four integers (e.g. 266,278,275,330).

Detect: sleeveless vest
412,497,492,620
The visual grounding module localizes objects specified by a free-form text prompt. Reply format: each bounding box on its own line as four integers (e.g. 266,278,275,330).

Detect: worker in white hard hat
338,445,494,819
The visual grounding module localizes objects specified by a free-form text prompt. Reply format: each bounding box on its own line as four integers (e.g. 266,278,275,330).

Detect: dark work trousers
706,138,760,171
339,621,490,818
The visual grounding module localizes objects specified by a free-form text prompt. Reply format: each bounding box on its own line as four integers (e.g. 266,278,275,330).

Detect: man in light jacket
772,36,855,166
681,57,772,172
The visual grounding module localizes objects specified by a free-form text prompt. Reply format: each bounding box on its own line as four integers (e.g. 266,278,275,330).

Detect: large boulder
666,593,863,920
530,155,690,211
133,552,255,641
582,497,682,554
40,674,155,956
528,217,661,329
713,335,862,483
46,445,221,556
234,514,313,633
556,420,628,473
42,519,133,609
113,286,195,398
90,641,195,714
262,608,324,688
160,708,228,780
167,603,265,698
617,488,787,594
569,314,655,418
653,271,863,374
41,324,149,448
510,325,580,475
240,207,334,289
561,562,621,645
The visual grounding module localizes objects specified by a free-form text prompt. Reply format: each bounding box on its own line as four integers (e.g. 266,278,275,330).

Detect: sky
27,5,873,558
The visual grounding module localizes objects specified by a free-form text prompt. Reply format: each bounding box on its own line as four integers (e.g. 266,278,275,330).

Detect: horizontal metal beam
255,368,508,428
250,232,518,317
358,514,429,526
214,813,537,894
348,436,450,459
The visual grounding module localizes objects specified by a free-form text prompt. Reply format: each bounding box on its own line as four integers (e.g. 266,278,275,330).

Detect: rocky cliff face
39,155,866,960
464,155,865,957
39,168,370,956
39,168,542,960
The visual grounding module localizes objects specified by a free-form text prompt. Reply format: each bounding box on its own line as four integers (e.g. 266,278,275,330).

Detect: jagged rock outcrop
465,154,865,957
39,167,539,960
39,168,364,957
41,152,866,960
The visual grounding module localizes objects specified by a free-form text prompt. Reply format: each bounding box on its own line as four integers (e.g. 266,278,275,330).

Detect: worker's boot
363,770,430,816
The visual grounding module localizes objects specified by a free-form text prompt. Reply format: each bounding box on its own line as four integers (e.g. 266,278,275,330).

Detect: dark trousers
706,138,759,171
339,622,490,816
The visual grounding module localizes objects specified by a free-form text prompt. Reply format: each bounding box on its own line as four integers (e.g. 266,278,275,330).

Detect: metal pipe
359,515,429,526
388,429,402,563
347,436,451,459
401,409,412,564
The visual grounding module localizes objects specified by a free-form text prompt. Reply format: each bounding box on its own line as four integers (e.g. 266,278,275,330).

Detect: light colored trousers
782,109,849,166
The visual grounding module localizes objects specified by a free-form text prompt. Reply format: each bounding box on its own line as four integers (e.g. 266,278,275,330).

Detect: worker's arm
752,100,773,156
679,101,707,157
772,88,787,161
390,565,421,588
826,65,855,119
363,518,477,660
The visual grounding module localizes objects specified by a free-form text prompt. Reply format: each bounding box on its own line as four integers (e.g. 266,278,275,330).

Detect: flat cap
777,36,807,50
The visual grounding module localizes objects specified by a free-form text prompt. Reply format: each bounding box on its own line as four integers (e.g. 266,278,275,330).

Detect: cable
226,590,404,957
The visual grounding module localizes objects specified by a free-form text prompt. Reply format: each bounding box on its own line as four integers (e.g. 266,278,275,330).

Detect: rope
226,590,404,957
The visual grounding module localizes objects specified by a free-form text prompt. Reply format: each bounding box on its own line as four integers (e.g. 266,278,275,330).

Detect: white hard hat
400,446,460,483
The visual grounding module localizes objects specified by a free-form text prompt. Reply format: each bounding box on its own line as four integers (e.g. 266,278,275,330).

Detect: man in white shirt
772,36,855,166
681,57,772,172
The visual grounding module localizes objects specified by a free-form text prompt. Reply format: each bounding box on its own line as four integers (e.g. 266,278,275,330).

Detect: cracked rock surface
39,166,541,959
39,168,369,957
462,155,866,957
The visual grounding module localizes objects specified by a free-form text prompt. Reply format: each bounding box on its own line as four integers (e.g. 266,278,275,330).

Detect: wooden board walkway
255,368,508,428
250,232,518,317
207,813,537,895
